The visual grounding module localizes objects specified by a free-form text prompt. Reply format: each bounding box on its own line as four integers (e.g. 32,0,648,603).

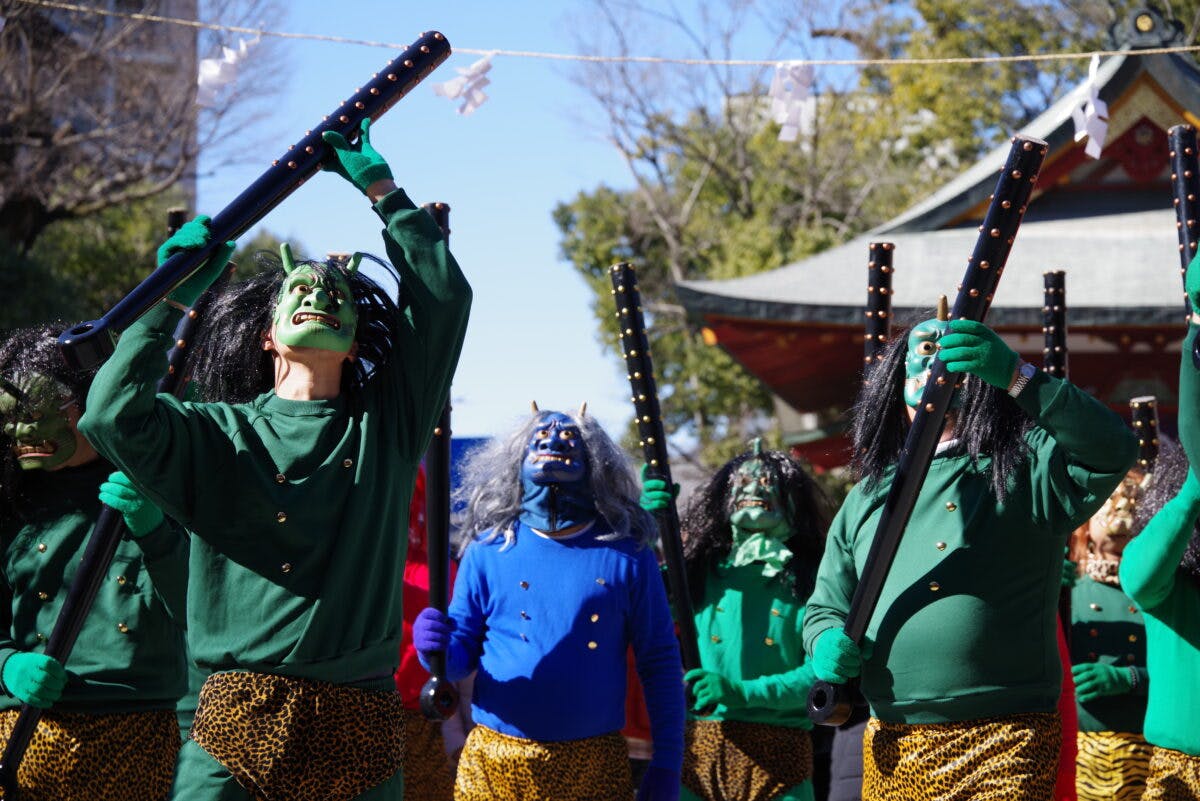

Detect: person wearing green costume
0,324,187,801
1118,253,1200,800
78,119,472,801
642,440,829,801
802,306,1137,801
1066,464,1152,801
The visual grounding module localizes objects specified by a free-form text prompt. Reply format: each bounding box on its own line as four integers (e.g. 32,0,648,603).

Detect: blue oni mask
519,412,595,532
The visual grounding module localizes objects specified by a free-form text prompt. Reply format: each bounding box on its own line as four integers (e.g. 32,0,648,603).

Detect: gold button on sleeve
117,622,129,634
945,502,957,512
281,563,292,573
36,543,46,553
275,473,287,484
928,581,940,592
711,635,721,643
343,458,354,468
935,542,947,551
590,613,599,623
276,512,287,523
587,641,598,650
764,637,775,646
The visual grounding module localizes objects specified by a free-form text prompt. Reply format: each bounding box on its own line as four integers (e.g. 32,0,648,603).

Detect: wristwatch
1007,360,1038,398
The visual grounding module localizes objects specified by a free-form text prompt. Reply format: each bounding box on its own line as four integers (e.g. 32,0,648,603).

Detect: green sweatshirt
79,189,471,689
693,562,815,729
1069,577,1147,733
1119,470,1200,756
0,459,187,713
803,371,1136,724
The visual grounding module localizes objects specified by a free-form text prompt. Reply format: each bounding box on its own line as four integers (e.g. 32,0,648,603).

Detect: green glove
1,652,66,708
1187,250,1200,316
811,629,862,683
684,668,744,711
321,118,394,193
158,215,236,307
639,464,679,513
1072,661,1133,704
98,471,164,539
937,319,1019,390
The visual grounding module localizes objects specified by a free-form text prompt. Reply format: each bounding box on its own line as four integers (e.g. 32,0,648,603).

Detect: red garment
1053,616,1078,801
395,466,458,709
622,645,653,759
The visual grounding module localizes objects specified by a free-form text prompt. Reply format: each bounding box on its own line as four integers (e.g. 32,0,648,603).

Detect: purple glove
636,766,680,801
413,607,455,656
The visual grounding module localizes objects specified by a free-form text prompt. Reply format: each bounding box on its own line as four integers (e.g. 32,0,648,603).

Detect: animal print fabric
398,708,454,801
453,725,633,801
861,713,1060,801
1075,730,1151,801
0,708,178,801
189,671,403,801
1144,745,1200,800
681,718,813,801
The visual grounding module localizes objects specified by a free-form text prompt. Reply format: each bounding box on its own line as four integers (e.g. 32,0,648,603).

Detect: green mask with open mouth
0,373,78,471
271,243,359,354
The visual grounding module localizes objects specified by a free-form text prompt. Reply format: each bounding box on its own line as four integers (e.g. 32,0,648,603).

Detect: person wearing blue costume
413,405,685,801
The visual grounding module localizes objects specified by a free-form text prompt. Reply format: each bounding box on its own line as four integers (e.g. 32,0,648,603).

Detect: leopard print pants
1143,745,1200,800
454,725,633,801
681,718,813,801
862,712,1060,801
1076,730,1151,801
0,708,178,801
398,708,454,801
190,671,404,801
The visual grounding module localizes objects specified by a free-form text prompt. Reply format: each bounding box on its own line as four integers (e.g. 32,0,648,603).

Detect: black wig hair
850,317,1033,502
680,449,830,605
1134,435,1200,590
184,251,405,405
0,322,98,519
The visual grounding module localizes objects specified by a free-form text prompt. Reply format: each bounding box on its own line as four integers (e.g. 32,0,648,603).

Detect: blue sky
198,2,644,438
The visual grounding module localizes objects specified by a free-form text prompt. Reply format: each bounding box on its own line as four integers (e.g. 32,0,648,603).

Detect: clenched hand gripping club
59,31,452,369
610,263,711,712
807,135,1048,726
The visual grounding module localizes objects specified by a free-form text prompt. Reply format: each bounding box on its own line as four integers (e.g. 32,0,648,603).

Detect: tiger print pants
1075,730,1151,801
681,718,813,801
0,708,178,801
187,671,405,801
398,708,454,801
861,712,1060,801
454,725,633,801
1144,745,1200,801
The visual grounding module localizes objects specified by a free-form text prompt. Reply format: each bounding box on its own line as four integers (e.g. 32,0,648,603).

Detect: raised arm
322,119,472,461
77,221,236,526
1120,469,1200,612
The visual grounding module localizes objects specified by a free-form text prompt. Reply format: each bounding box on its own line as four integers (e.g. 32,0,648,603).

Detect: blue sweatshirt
440,520,684,770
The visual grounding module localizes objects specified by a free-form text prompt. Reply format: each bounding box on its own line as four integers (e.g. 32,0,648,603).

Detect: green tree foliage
557,0,1200,466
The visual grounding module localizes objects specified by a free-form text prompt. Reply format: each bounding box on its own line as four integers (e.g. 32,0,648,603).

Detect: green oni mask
0,373,80,471
271,244,360,354
728,450,790,542
904,317,951,408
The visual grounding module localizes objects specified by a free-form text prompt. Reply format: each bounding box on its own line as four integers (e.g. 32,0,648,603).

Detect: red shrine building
677,8,1197,468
